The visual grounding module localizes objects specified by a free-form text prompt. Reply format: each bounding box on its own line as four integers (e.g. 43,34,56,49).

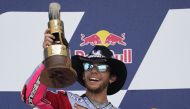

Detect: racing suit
21,64,118,109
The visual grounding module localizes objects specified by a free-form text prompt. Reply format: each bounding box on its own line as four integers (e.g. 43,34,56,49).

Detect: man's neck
85,89,108,104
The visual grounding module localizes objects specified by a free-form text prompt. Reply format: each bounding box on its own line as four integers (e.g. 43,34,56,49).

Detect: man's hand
74,103,88,109
43,29,55,48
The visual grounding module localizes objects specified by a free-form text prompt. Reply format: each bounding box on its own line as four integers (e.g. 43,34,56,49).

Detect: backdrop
0,0,190,109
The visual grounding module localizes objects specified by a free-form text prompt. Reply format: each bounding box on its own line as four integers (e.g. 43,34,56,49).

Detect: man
21,29,127,109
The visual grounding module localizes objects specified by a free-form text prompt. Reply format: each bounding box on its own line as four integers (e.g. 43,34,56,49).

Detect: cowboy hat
71,45,127,95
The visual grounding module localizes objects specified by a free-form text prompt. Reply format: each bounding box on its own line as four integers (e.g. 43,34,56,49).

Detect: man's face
83,62,112,93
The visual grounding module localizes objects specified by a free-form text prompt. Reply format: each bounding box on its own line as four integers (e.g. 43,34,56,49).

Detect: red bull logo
80,30,126,47
75,30,132,64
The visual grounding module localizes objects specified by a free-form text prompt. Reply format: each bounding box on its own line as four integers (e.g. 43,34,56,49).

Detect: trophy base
40,55,77,88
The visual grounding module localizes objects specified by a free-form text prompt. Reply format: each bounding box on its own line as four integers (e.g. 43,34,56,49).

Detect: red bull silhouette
105,33,126,46
80,34,101,46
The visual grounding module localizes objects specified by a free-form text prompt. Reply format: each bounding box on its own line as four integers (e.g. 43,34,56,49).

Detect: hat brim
71,55,127,95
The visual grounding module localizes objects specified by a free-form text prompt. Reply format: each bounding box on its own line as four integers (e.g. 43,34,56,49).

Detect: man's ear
109,75,117,84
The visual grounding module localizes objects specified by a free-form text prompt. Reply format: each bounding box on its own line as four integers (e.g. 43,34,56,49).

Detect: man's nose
91,67,98,73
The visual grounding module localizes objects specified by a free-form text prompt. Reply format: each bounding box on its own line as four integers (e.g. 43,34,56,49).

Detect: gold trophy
40,2,77,88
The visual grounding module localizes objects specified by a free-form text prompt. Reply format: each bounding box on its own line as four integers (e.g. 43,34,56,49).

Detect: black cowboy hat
71,45,127,95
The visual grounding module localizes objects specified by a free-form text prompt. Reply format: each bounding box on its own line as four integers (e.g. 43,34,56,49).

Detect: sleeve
21,64,72,109
20,64,54,109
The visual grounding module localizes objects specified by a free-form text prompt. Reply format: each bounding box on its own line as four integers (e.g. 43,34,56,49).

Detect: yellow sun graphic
96,30,110,47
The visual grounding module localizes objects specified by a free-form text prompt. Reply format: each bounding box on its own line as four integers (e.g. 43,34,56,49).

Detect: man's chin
86,85,102,93
84,81,108,93
87,88,102,93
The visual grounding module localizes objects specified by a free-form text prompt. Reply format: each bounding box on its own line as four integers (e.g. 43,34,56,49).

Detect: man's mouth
89,77,100,82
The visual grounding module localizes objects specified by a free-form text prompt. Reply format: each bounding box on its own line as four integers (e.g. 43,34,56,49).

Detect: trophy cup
40,2,77,88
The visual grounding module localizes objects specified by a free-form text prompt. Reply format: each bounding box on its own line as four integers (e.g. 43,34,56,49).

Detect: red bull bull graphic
80,30,127,47
76,30,132,64
105,33,126,46
80,34,101,46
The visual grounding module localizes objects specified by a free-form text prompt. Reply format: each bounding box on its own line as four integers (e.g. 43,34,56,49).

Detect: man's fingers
45,36,54,43
45,34,55,39
44,28,50,34
43,29,56,48
43,41,52,48
43,35,54,48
